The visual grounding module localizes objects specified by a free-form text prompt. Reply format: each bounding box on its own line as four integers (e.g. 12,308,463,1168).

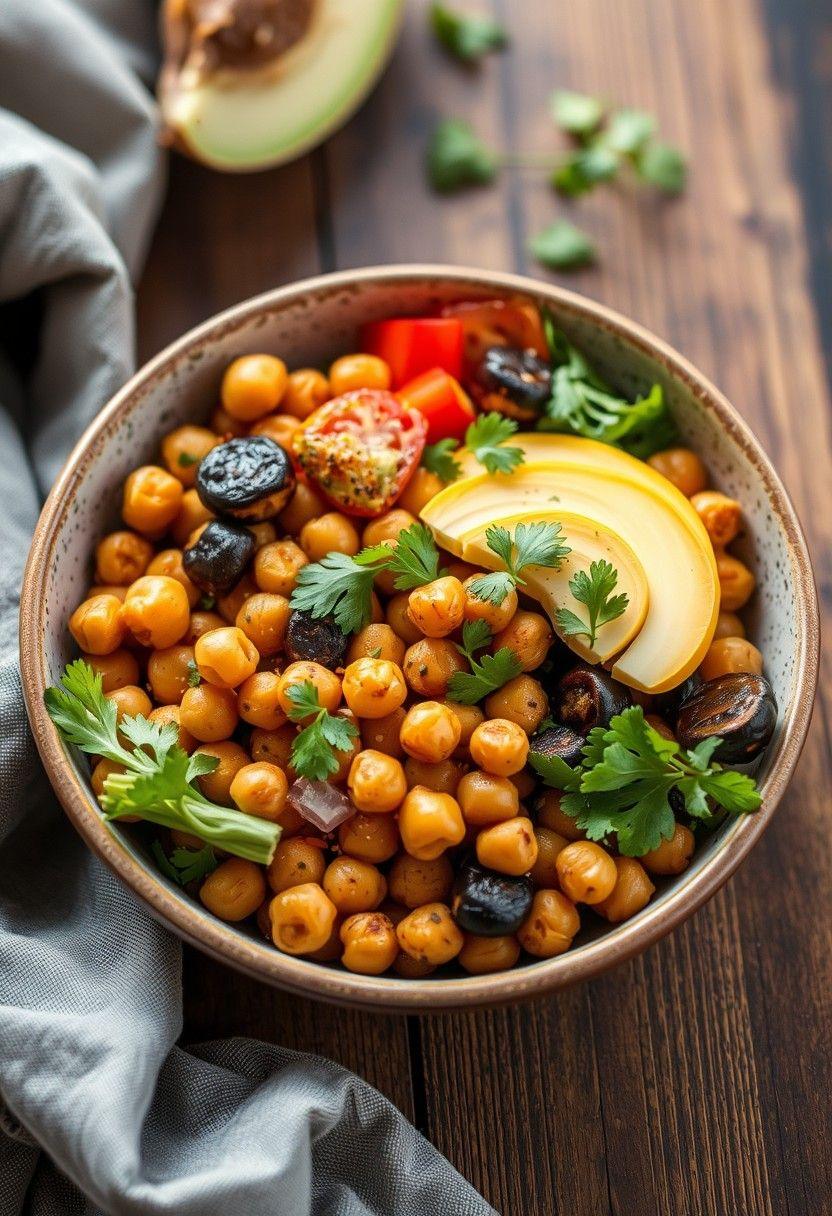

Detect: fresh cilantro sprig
529,706,762,857
528,222,596,270
465,413,525,475
447,620,523,705
469,521,571,607
421,438,462,483
151,841,218,887
427,119,499,192
555,560,629,648
291,522,442,635
286,682,359,782
44,660,280,863
430,4,508,62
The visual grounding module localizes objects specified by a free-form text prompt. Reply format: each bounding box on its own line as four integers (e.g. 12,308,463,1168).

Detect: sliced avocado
159,0,404,172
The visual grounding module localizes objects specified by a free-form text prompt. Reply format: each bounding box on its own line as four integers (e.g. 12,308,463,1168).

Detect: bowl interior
27,268,815,1010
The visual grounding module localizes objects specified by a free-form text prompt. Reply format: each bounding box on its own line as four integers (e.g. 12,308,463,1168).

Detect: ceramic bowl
20,266,819,1012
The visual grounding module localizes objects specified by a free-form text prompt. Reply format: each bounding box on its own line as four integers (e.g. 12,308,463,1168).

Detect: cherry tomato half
440,298,549,370
360,318,464,388
293,390,427,517
396,368,476,443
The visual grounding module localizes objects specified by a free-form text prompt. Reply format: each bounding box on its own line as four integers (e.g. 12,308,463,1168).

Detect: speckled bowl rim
20,265,820,1013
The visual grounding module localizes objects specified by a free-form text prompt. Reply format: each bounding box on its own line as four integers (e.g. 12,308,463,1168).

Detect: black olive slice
452,860,534,937
529,723,586,768
676,673,777,763
552,665,631,735
477,345,552,411
196,435,296,521
182,519,255,595
285,609,348,669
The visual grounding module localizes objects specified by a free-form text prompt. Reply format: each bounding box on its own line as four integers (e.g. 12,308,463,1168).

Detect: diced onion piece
288,778,355,832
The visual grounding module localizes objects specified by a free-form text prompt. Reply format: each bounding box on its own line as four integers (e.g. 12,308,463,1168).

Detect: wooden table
137,2,832,1211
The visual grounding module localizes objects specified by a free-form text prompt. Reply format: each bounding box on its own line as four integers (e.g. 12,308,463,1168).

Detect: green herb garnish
177,452,199,468
447,620,522,705
430,4,508,62
421,437,462,483
528,221,596,270
151,840,218,887
427,119,499,192
286,681,359,782
554,560,629,648
186,659,201,688
465,413,525,475
550,90,605,137
469,521,571,607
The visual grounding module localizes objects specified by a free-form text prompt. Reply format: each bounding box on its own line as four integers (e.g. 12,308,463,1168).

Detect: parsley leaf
636,142,687,194
606,108,656,155
447,646,523,705
555,559,629,648
152,840,218,887
186,659,201,687
427,120,499,192
465,413,525,474
551,147,619,197
385,523,442,590
286,682,359,782
422,438,462,483
529,221,596,270
469,520,571,606
430,4,508,62
550,90,604,138
454,618,493,664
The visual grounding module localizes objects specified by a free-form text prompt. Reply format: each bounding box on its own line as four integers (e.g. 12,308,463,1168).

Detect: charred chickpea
690,490,742,547
700,636,763,681
715,551,756,611
388,854,454,908
247,522,277,551
161,425,219,486
83,649,139,693
194,626,259,689
347,749,407,813
323,856,387,915
148,704,196,752
121,576,190,649
339,912,399,975
556,841,618,905
235,592,290,657
459,933,521,975
647,447,709,497
193,741,250,805
594,857,656,922
530,827,569,888
281,368,331,419
216,575,257,625
485,674,548,734
237,671,286,730
406,577,466,639
476,816,538,876
341,657,407,719
338,811,399,864
359,706,406,758
299,512,361,561
518,889,580,958
180,683,239,743
186,610,226,642
385,592,424,645
248,413,301,449
147,644,195,705
254,539,308,597
269,883,338,955
267,838,326,893
69,595,126,655
199,858,266,922
492,610,553,673
469,718,529,777
329,353,391,394
221,354,288,421
714,610,746,641
462,574,518,633
95,531,154,586
393,952,436,978
398,466,445,516
398,786,466,860
122,466,183,536
347,623,406,668
403,638,467,698
170,488,214,547
250,723,296,769
277,661,342,717
396,902,463,966
399,701,462,764
536,789,585,840
278,481,328,535
230,761,288,822
457,770,519,826
641,823,696,876
404,757,462,795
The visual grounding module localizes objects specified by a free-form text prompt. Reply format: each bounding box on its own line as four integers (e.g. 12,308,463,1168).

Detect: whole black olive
182,519,255,595
529,723,585,768
196,435,296,521
654,672,703,725
552,665,631,735
676,673,777,763
452,860,534,937
285,610,349,669
476,345,552,413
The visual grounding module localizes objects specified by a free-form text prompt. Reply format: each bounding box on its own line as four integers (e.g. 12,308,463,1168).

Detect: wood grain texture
136,0,832,1210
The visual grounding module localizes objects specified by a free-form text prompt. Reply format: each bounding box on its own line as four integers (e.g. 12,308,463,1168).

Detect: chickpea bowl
21,267,818,1011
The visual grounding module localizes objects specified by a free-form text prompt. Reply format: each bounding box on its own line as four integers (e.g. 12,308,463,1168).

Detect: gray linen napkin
0,4,495,1213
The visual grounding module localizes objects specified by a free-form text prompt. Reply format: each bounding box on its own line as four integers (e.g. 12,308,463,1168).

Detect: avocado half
158,0,405,172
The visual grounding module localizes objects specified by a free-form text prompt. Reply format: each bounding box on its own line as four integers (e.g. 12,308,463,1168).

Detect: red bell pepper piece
396,368,476,444
360,317,464,388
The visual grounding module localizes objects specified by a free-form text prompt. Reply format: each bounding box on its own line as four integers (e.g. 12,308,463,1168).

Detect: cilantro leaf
554,559,629,648
527,750,582,791
286,681,360,782
464,413,525,475
606,108,656,154
447,646,522,705
385,523,442,590
552,147,619,196
529,221,596,270
43,659,125,765
467,570,515,607
455,618,493,664
550,90,605,138
427,120,499,192
291,552,378,635
422,438,462,483
636,142,687,194
186,658,201,687
152,840,219,887
430,4,508,62
177,451,200,468
469,520,570,606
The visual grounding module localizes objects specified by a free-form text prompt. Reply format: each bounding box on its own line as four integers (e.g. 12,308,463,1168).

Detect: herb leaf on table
430,4,508,62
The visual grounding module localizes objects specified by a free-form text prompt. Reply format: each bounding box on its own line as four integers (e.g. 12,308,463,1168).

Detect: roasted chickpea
161,425,219,486
69,594,126,655
341,657,406,719
267,838,326,893
194,741,250,804
210,404,247,438
277,661,342,717
229,761,288,822
185,610,226,642
200,858,266,922
529,827,569,888
146,548,200,608
385,592,424,645
510,769,536,800
270,883,338,955
83,648,139,693
359,706,406,758
713,610,746,641
106,684,153,725
492,610,553,673
221,354,288,421
299,512,361,562
247,522,277,551
700,635,763,681
170,488,214,547
250,724,296,769
388,853,454,908
194,626,259,689
346,623,405,668
329,353,391,395
216,574,257,625
147,644,195,704
393,952,437,978
457,770,519,826
323,856,387,914
180,682,239,742
235,592,290,657
398,786,465,860
407,577,466,639
305,917,346,963
441,701,485,758
95,530,154,586
556,841,618,905
362,508,416,549
641,822,696,875
484,674,548,734
715,551,756,611
249,413,301,449
254,540,308,596
337,911,397,974
278,480,328,535
398,466,444,517
121,576,190,649
122,466,183,536
90,758,125,799
402,638,467,698
594,857,656,922
459,933,521,975
476,816,538,876
237,670,286,730
690,490,742,547
518,889,580,957
536,789,585,840
281,368,331,419
396,902,463,965
399,701,462,764
338,811,399,863
148,704,196,752
86,584,128,602
347,749,407,813
462,576,518,635
647,447,709,497
404,757,462,795
469,718,529,777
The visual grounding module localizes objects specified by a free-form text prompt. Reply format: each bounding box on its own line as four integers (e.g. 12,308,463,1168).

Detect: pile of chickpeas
67,346,763,979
